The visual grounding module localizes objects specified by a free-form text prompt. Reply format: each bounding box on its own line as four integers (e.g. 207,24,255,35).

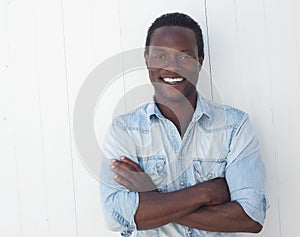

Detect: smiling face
145,26,204,103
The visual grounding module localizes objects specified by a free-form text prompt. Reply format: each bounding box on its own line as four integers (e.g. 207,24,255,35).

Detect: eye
154,54,166,60
178,55,193,60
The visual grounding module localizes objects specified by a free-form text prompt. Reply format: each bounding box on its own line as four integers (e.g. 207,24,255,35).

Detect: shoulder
204,98,249,130
111,102,153,132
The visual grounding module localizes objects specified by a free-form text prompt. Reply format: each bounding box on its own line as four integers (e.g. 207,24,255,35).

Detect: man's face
145,26,203,102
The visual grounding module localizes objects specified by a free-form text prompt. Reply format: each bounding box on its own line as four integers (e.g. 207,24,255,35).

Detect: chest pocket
137,156,167,192
193,158,227,183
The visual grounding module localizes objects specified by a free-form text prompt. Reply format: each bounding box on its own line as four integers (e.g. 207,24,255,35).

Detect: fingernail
110,165,115,169
114,174,118,179
120,156,125,160
111,158,117,163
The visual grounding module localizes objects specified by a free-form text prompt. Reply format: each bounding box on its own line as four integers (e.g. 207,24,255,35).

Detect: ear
198,55,204,66
144,53,149,68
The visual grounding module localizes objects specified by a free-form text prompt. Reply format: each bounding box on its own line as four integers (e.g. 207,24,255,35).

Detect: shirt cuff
231,188,268,226
108,190,139,234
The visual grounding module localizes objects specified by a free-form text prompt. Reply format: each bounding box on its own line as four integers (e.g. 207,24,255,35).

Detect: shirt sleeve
225,113,268,226
99,118,139,236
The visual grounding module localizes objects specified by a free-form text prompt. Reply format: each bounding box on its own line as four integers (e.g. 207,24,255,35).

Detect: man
100,12,267,236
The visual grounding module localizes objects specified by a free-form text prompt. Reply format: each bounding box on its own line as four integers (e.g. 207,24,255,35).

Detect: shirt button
207,173,213,179
180,182,185,186
187,229,193,234
178,156,182,160
172,130,177,135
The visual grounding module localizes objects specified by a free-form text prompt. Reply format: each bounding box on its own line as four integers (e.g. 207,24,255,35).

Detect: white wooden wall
1,0,299,236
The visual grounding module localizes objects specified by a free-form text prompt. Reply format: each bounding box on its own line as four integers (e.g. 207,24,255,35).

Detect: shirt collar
146,92,211,122
193,93,211,121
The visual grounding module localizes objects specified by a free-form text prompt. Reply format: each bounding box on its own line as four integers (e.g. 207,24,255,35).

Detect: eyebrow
180,49,195,54
151,48,194,53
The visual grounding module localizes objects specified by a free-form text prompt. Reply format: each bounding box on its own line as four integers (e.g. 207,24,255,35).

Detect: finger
120,156,144,172
111,158,137,172
111,164,136,181
113,173,134,190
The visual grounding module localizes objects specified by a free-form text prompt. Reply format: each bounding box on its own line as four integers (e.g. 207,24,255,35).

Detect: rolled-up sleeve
225,113,268,226
99,119,139,235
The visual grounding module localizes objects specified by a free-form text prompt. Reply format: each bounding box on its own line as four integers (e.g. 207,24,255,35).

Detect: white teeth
162,77,184,84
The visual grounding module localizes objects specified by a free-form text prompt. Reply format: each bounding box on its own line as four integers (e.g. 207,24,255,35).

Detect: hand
110,156,157,192
201,178,230,206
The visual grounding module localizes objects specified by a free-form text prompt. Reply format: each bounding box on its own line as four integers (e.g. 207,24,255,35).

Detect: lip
159,73,183,78
159,76,186,86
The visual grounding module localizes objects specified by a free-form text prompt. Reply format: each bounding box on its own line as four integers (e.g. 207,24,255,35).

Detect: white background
1,0,300,236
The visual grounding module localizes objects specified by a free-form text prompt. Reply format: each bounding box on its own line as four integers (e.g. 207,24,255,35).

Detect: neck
155,91,197,137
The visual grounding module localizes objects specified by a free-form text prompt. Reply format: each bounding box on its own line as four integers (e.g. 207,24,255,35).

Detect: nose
164,54,181,71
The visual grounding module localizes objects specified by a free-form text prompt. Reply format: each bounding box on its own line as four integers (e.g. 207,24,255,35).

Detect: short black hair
145,12,204,57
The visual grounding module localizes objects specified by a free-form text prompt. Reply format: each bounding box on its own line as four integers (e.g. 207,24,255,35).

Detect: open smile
159,76,186,85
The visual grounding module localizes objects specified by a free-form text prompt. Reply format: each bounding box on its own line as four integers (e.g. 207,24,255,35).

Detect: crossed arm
110,156,262,233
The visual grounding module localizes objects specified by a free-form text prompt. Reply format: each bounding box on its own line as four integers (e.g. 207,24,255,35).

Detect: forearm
134,184,208,230
174,201,262,233
110,157,230,230
134,178,230,230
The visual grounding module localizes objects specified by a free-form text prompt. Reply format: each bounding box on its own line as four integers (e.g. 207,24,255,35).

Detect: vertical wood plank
89,0,122,236
7,0,48,236
33,0,77,236
228,0,281,236
91,0,125,146
263,0,300,236
205,0,242,106
61,0,93,236
293,0,300,77
62,0,121,236
0,0,21,236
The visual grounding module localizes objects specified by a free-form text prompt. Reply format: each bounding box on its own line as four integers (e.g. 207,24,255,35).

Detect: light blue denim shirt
100,93,267,237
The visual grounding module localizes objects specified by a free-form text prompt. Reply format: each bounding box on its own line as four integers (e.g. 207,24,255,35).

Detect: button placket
207,173,213,179
187,227,193,236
